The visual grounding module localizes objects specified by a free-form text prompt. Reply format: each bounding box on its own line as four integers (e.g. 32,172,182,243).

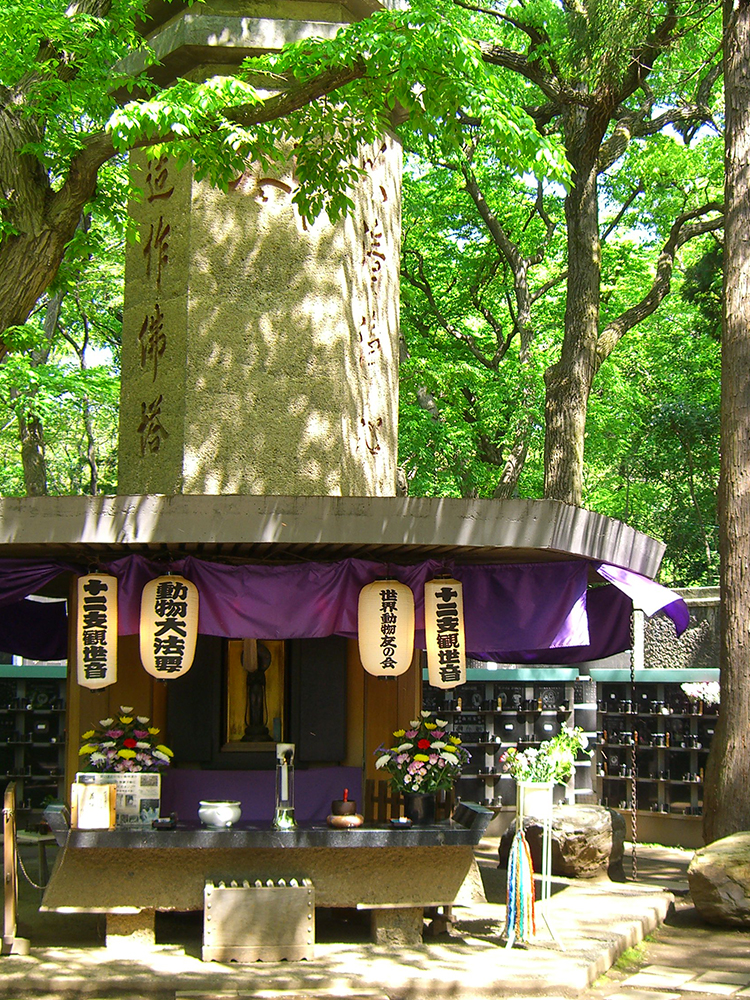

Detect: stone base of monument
688,831,750,926
498,804,626,878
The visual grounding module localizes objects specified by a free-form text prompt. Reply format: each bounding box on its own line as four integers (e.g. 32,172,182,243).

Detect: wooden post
2,783,30,955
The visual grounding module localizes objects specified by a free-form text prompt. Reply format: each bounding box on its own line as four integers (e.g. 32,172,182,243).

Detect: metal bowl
198,800,242,828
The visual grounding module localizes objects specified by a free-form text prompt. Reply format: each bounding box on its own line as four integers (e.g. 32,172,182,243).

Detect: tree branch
596,202,724,368
600,182,644,243
401,250,507,370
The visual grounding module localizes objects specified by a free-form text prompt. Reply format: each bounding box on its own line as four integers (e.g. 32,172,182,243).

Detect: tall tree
0,0,561,360
400,1,723,506
703,0,750,843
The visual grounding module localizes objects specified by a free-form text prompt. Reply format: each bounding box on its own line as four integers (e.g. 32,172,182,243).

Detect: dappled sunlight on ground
2,840,692,999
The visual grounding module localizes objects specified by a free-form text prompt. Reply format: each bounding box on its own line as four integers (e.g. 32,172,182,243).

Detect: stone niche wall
118,135,402,498
644,587,719,671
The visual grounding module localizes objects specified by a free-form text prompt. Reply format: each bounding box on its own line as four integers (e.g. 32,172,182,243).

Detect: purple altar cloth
0,555,688,664
160,766,363,823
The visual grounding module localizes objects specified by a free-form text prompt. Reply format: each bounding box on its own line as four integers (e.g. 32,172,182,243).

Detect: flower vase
402,791,436,825
515,780,554,821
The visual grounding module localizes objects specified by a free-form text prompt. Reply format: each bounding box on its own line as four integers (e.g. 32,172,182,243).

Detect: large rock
688,832,750,926
499,804,626,878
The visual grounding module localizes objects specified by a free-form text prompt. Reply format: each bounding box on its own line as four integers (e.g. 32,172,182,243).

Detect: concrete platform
1,839,683,1000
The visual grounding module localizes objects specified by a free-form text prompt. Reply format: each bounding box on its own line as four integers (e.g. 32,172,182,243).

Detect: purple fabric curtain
103,554,592,654
0,554,689,663
0,599,68,661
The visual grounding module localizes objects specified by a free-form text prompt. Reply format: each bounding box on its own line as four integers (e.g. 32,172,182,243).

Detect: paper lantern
424,578,466,689
140,575,199,679
76,574,118,690
358,580,415,676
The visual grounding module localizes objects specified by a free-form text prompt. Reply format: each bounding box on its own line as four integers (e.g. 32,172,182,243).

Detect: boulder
499,804,626,878
688,831,750,926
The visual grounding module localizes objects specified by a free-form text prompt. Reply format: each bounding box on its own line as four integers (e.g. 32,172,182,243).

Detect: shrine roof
0,494,664,579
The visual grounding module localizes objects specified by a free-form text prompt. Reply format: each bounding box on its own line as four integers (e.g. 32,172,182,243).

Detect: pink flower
107,729,124,739
432,730,446,739
429,754,439,764
133,730,149,738
405,729,418,738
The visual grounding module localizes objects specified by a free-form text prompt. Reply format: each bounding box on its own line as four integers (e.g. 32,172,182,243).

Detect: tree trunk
18,413,47,496
703,0,750,844
543,138,601,505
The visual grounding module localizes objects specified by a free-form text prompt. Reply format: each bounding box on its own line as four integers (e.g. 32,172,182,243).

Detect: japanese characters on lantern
140,575,199,679
76,574,118,690
424,578,466,689
358,580,415,676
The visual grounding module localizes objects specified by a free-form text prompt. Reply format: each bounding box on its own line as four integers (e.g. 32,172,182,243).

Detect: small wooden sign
71,781,116,830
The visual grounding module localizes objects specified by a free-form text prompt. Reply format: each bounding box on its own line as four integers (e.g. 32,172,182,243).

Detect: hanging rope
630,608,638,881
505,827,536,944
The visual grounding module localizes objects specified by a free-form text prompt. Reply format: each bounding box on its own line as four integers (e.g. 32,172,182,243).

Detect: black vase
402,791,436,825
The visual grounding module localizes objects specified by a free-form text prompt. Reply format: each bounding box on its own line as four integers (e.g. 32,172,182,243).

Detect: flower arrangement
681,681,720,707
78,706,174,772
500,725,590,785
375,710,470,793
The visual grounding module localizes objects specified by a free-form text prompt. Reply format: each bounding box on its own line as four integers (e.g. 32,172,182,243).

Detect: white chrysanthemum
90,752,107,763
375,754,391,769
435,718,448,728
119,706,134,714
136,741,151,749
420,710,431,717
99,718,114,728
101,740,116,748
396,743,414,752
440,750,458,762
430,741,447,749
153,749,170,761
409,719,420,728
137,716,150,724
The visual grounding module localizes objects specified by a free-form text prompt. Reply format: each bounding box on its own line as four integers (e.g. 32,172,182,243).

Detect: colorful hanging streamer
505,827,536,943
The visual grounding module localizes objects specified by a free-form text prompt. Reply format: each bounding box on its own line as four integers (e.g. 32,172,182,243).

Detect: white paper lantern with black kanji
424,578,466,689
140,575,199,679
76,574,118,690
358,580,415,677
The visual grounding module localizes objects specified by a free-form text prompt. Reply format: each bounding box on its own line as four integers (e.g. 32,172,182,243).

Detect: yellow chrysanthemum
81,730,95,740
155,745,173,757
148,727,160,735
449,735,462,745
424,723,437,730
414,754,429,762
78,743,97,755
117,748,137,759
119,716,134,725
393,729,405,738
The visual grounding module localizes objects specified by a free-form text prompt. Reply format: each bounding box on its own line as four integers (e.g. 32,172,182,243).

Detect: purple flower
405,729,418,738
107,729,124,739
432,730,446,739
133,730,149,738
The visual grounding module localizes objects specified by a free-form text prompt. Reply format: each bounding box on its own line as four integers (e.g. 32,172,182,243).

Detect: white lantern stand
511,781,563,950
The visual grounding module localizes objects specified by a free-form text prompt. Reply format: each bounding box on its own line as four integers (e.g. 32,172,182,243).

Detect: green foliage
682,242,722,340
584,284,720,586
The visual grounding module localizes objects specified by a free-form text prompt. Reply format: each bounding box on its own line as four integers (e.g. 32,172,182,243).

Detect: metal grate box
202,878,315,962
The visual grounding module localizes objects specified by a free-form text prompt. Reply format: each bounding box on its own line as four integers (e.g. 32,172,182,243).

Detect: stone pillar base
369,906,424,945
105,909,156,952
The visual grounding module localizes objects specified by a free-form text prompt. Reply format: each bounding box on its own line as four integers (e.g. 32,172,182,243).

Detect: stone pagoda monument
117,0,401,498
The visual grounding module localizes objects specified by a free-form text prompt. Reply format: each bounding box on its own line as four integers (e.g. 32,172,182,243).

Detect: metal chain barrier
16,846,47,891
